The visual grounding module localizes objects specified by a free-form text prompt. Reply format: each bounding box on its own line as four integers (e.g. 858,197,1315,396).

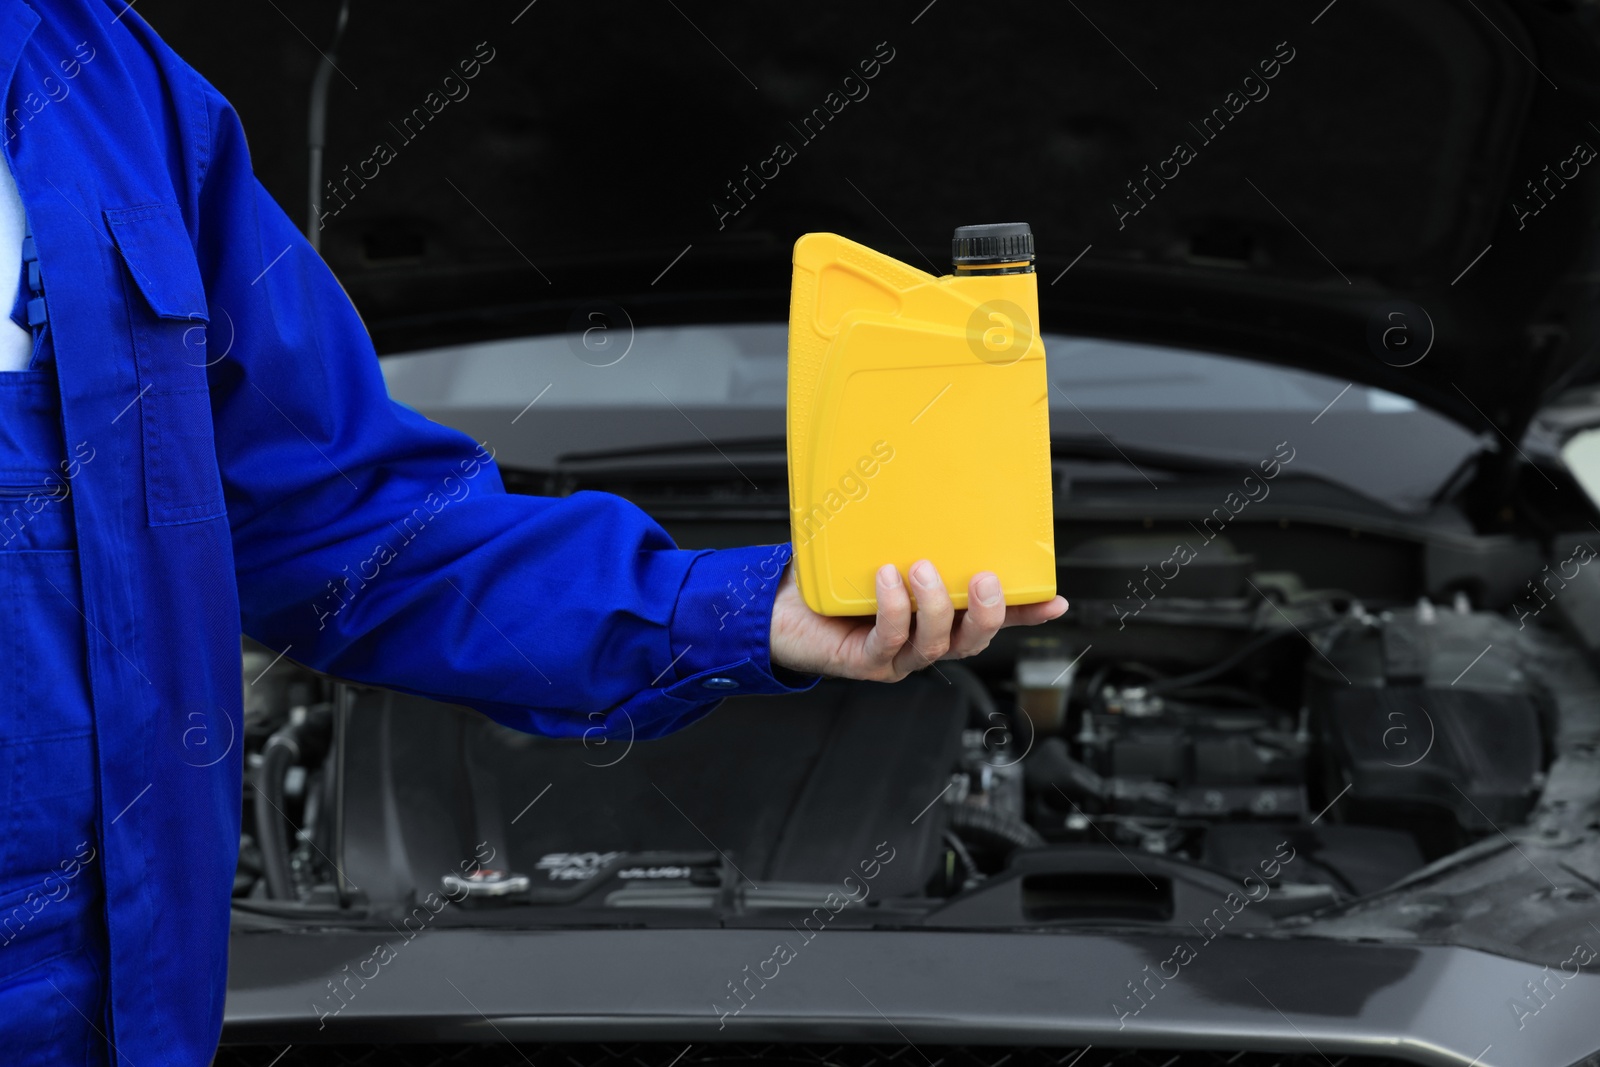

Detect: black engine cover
338,675,969,904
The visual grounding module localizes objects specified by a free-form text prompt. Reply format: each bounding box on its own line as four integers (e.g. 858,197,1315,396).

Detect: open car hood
146,0,1600,441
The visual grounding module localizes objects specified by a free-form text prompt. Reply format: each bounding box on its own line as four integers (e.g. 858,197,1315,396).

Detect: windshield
380,323,1478,513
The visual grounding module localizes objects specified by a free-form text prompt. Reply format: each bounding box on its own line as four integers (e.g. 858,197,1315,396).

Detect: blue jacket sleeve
192,82,816,740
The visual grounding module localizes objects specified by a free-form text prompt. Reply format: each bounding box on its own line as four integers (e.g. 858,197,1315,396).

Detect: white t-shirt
0,159,33,372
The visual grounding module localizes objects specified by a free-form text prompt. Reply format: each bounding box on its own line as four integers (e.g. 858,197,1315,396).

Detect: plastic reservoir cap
951,222,1035,268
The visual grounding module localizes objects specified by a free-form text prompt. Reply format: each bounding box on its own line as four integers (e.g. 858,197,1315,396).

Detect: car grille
213,1043,1421,1067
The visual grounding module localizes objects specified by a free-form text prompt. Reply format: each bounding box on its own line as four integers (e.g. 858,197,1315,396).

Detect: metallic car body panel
224,927,1600,1066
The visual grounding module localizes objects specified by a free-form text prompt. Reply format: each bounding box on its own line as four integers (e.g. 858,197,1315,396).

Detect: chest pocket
105,202,226,526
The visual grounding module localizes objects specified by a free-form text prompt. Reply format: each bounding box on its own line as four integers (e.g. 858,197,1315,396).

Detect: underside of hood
143,0,1600,441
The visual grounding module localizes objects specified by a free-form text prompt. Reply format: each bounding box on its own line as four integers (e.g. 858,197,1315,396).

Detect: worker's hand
769,560,1068,680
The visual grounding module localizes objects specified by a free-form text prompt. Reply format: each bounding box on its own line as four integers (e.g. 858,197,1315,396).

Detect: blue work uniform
0,3,811,1064
0,211,107,1064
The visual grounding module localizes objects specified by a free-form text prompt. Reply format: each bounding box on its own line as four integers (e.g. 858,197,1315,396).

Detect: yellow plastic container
787,223,1057,616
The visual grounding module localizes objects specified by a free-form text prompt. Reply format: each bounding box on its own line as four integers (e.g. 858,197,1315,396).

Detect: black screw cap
952,222,1034,268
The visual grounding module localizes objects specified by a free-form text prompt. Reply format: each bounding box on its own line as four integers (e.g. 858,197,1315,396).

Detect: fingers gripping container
787,222,1057,616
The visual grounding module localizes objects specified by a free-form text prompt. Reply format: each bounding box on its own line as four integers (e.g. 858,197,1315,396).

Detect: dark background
135,1,1519,289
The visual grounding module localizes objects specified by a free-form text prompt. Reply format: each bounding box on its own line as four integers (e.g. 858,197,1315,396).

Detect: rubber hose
948,801,1046,852
255,733,299,900
1146,618,1339,695
943,661,999,722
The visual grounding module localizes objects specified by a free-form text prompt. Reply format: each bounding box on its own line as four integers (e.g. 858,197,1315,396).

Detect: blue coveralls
0,3,810,1063
0,216,108,1062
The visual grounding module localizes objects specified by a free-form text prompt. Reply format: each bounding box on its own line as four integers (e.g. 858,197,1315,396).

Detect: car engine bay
232,512,1600,966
